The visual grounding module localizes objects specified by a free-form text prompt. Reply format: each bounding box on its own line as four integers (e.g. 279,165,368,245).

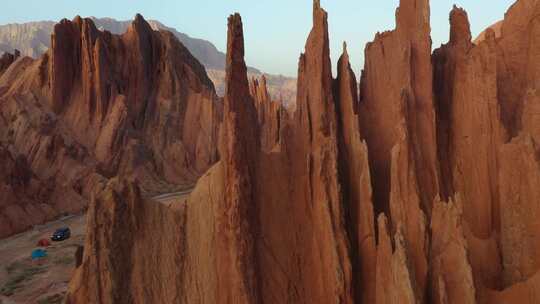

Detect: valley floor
0,214,85,304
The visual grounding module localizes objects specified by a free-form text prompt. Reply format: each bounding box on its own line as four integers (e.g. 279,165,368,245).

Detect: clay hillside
0,17,297,105
0,15,222,238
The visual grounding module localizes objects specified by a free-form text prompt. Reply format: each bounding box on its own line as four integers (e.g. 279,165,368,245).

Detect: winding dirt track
152,189,194,206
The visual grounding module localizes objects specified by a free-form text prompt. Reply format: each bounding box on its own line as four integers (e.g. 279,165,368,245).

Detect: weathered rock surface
0,145,86,238
433,1,540,302
0,17,252,72
498,135,540,286
334,42,376,304
375,214,416,304
68,3,360,303
495,0,540,135
0,49,19,75
0,17,298,106
35,15,221,189
429,195,476,304
56,0,540,304
65,179,185,304
209,68,297,106
249,75,282,151
0,15,221,238
359,0,439,220
433,6,508,238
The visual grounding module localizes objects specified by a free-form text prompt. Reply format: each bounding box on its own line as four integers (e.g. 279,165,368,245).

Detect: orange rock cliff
0,15,221,237
0,0,539,303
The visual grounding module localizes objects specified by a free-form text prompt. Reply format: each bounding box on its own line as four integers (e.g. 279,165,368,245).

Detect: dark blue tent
31,248,47,260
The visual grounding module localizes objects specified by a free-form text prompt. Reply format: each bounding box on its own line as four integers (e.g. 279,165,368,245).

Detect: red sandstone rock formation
0,145,86,238
0,49,19,75
67,3,359,303
58,0,540,304
474,21,503,44
0,15,221,238
359,0,439,217
429,195,476,304
215,13,261,303
433,6,508,239
249,75,282,151
432,1,540,303
334,42,376,304
2,14,220,192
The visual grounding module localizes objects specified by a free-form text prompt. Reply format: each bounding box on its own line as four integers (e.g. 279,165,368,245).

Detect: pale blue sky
0,1,514,76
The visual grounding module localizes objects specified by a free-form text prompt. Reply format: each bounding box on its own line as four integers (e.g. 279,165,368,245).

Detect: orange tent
37,238,50,247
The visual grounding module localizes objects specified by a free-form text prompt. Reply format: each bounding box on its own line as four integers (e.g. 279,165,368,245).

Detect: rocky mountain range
60,0,540,303
1,0,540,303
0,17,296,104
0,14,222,237
0,17,234,71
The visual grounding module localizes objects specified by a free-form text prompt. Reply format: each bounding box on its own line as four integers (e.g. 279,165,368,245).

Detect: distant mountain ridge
0,17,300,103
0,16,260,73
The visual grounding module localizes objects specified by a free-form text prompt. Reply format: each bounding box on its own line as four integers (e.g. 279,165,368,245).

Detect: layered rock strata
64,0,540,303
0,15,221,238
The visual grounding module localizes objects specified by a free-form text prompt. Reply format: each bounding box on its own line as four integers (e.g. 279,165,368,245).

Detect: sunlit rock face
46,0,540,303
0,14,221,238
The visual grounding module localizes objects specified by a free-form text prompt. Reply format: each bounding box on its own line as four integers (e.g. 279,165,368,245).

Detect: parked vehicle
51,227,71,241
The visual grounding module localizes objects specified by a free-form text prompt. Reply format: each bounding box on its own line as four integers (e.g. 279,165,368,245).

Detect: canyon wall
0,15,221,237
61,0,540,303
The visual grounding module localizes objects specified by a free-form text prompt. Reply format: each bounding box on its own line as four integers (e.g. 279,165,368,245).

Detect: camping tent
31,248,48,260
37,239,50,247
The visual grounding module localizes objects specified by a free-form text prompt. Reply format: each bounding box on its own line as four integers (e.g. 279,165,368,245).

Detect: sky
0,0,515,77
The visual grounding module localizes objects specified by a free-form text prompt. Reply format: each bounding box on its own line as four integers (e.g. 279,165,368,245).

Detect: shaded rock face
65,179,185,304
0,49,19,75
359,0,439,218
0,145,86,238
0,17,254,73
433,6,507,238
67,0,540,304
41,15,221,188
432,1,540,302
249,75,282,151
68,3,360,303
0,15,221,238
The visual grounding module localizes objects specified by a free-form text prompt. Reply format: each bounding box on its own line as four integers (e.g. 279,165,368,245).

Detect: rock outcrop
0,49,19,75
432,1,540,302
433,6,507,238
67,3,361,303
249,75,282,151
35,15,221,188
0,18,298,106
429,195,476,304
474,21,503,44
57,0,540,304
334,42,376,304
498,135,540,286
359,0,439,217
0,15,221,238
0,145,86,238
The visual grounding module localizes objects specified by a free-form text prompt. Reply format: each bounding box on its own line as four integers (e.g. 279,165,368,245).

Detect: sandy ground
0,190,192,304
0,214,86,304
